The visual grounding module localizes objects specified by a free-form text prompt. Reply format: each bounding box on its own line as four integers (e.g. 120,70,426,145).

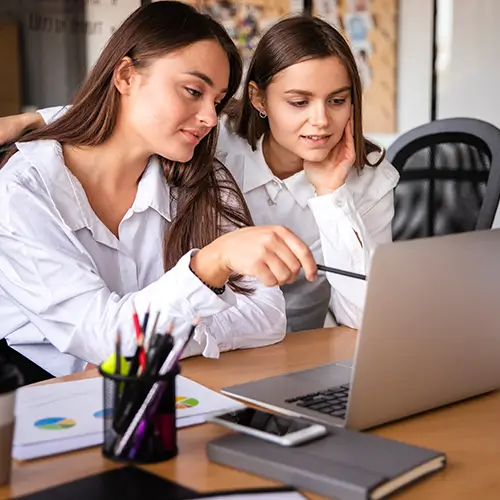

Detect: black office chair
0,340,54,386
387,117,500,240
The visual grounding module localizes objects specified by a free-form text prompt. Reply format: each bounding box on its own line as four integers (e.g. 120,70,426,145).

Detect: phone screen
217,408,313,436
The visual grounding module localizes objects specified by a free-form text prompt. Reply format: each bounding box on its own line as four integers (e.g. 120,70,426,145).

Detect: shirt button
335,198,345,208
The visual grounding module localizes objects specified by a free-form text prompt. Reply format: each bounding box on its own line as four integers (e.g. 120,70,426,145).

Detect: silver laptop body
221,229,500,430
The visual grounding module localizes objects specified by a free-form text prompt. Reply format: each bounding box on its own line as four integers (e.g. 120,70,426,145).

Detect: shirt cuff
307,185,365,272
141,249,236,317
308,184,356,219
132,250,237,357
36,106,69,125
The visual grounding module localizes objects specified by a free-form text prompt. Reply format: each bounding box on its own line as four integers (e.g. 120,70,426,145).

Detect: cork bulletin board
313,0,399,134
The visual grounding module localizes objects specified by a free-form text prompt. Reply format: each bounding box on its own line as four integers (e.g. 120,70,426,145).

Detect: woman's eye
186,87,202,98
288,100,308,107
330,98,346,105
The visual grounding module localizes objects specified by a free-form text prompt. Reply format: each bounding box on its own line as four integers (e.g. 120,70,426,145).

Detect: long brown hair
3,1,253,293
225,15,384,170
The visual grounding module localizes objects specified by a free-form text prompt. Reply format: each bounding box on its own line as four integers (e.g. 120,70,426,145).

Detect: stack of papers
13,375,243,460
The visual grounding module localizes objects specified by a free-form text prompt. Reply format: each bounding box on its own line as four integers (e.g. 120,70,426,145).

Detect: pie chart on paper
176,396,199,409
34,417,76,430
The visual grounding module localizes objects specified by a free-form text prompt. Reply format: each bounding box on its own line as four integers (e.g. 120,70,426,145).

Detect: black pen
145,333,172,377
317,264,366,281
142,305,150,336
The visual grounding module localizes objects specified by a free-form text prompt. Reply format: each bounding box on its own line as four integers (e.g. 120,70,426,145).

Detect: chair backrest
386,117,500,240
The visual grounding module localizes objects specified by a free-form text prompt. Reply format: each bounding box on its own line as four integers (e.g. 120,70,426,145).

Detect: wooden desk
2,326,500,500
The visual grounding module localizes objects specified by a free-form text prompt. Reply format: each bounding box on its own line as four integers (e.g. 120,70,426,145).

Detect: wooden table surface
2,326,500,499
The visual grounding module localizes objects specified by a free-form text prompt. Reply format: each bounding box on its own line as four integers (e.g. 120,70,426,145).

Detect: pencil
150,311,161,336
115,330,121,375
317,264,366,281
144,311,161,354
128,334,144,378
132,305,142,341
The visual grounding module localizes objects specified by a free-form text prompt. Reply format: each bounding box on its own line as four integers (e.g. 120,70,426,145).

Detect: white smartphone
207,407,328,446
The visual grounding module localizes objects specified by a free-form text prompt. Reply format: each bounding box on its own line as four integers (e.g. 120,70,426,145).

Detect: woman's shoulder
0,140,70,224
215,116,256,186
216,116,253,159
346,152,400,201
0,145,45,196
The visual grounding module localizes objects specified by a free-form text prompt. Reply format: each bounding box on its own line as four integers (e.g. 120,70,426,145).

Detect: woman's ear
113,57,136,96
248,81,266,115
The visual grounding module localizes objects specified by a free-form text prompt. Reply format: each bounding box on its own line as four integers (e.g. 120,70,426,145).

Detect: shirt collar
15,140,172,234
132,155,171,221
241,136,315,209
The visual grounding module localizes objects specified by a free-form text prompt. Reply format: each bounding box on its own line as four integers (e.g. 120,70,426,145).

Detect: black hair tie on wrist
189,263,226,295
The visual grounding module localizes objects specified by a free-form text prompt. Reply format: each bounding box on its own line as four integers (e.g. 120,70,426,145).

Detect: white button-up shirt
217,118,400,331
0,140,286,377
36,107,400,332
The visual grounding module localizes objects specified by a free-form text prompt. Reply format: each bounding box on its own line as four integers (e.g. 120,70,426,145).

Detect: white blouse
217,118,400,331
35,106,400,332
0,139,286,377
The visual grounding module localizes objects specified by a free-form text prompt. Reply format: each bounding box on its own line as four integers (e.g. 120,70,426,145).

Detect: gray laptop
221,229,500,430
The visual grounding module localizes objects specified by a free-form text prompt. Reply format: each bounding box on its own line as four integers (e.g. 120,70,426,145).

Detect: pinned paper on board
198,1,268,65
353,46,372,89
289,0,305,14
203,1,263,63
346,0,371,12
341,6,374,91
315,0,339,27
342,11,373,48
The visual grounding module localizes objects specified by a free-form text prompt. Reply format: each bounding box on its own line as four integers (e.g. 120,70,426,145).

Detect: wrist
21,112,44,133
190,246,231,288
315,180,345,196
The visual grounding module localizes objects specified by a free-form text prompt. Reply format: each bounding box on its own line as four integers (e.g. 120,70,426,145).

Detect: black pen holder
98,365,179,464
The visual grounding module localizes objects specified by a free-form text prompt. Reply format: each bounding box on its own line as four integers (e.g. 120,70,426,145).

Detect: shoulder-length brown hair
2,1,252,293
225,15,384,171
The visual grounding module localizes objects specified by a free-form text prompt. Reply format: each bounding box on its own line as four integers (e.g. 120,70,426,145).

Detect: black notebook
15,466,302,500
15,467,197,500
207,428,447,500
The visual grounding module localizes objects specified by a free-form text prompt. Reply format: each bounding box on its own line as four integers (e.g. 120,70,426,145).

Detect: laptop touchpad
285,363,351,389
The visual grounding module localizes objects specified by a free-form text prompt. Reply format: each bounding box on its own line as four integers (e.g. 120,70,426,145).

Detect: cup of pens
98,318,197,464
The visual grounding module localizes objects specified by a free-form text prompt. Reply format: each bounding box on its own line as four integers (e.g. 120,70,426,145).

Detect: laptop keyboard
284,384,350,419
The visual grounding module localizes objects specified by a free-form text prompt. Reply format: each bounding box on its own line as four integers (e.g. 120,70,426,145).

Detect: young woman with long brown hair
220,16,399,332
0,2,317,377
